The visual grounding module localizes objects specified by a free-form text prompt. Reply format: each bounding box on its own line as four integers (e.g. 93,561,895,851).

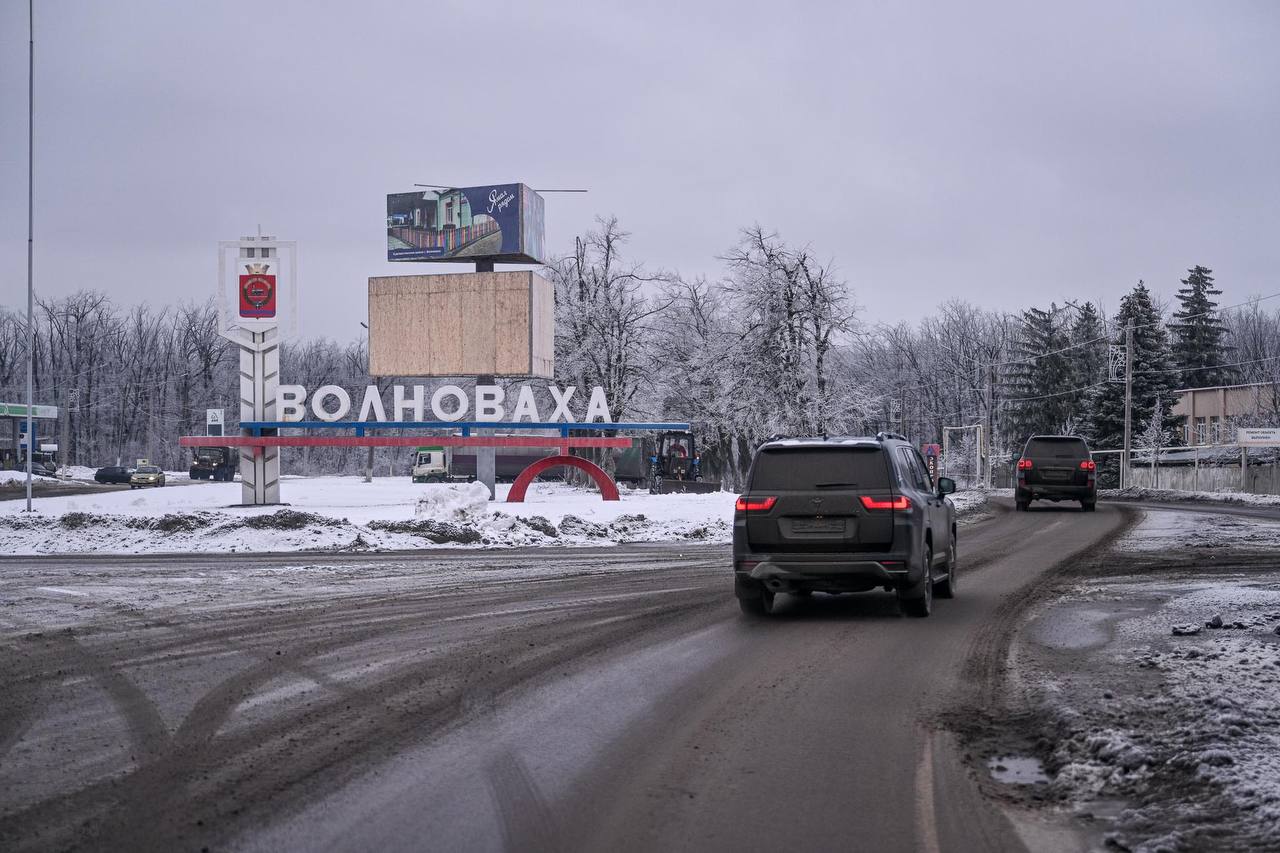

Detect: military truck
190,447,237,481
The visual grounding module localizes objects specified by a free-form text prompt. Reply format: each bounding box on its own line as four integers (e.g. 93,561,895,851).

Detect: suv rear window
750,447,891,490
1024,437,1090,459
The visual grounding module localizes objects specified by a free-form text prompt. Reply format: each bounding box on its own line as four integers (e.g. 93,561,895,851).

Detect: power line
1134,352,1280,377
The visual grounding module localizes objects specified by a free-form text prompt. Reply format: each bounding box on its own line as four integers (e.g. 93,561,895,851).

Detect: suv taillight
735,495,777,512
1017,459,1033,470
860,495,910,511
1079,459,1096,471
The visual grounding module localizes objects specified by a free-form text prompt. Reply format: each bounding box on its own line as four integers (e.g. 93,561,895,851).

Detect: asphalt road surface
0,479,207,502
0,501,1137,852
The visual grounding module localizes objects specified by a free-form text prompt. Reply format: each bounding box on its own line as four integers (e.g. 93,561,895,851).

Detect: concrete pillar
238,327,281,505
475,374,496,500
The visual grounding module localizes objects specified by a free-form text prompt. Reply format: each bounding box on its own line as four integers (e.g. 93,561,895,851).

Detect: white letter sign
394,384,425,421
311,385,351,422
278,385,307,422
476,385,505,421
431,385,469,421
358,385,387,421
511,386,542,422
547,386,576,421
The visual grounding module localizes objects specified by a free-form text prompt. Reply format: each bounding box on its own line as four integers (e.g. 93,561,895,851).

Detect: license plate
1042,470,1070,481
791,518,843,533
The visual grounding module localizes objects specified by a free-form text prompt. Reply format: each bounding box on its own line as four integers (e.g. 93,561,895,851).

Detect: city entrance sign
278,383,612,424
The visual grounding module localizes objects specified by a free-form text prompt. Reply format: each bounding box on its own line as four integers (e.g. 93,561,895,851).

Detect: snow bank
0,475,1003,556
414,482,492,520
1102,486,1280,508
1118,508,1280,552
1019,576,1280,851
0,470,58,485
0,476,737,555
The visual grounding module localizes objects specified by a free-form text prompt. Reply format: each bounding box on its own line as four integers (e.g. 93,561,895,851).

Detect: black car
94,466,134,484
1015,435,1096,511
732,433,958,618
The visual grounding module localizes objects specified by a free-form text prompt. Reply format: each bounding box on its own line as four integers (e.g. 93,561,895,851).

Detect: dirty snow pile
1004,495,1280,853
0,470,58,486
1101,486,1280,509
947,488,1011,524
0,477,737,555
1117,509,1280,552
1036,580,1280,852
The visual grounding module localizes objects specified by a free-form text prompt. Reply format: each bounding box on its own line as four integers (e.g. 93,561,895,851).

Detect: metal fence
1092,444,1280,495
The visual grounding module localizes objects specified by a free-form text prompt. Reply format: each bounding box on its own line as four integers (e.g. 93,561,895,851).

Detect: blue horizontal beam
240,420,691,435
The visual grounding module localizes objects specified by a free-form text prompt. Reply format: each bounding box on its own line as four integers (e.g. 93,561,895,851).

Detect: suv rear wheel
935,539,957,599
736,577,776,618
899,545,934,617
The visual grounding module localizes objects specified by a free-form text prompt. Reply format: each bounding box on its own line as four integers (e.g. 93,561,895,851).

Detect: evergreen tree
1004,303,1075,445
1170,265,1234,388
1070,302,1107,438
1086,282,1183,465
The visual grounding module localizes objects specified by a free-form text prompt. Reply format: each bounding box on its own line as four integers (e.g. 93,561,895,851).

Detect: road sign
1237,427,1280,447
921,443,941,482
207,408,224,438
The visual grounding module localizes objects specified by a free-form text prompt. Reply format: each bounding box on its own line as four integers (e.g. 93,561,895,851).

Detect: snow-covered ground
0,477,996,556
1001,509,1280,851
0,469,59,485
1102,486,1280,508
1119,507,1280,552
0,477,738,555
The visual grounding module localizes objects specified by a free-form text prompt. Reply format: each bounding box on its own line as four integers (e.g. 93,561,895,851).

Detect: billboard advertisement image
387,183,545,264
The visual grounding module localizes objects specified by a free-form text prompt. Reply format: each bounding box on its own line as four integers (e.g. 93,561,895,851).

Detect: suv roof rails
876,431,909,443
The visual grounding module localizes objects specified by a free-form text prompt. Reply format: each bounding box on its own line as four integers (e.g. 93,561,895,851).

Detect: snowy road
1,502,1132,851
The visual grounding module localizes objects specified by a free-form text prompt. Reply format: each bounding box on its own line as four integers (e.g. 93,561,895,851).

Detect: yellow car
129,465,166,488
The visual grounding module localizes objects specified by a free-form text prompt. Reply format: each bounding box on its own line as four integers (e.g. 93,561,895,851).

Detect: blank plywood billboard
368,271,554,378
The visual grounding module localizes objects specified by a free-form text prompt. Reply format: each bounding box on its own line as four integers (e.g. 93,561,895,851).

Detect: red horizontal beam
179,435,632,449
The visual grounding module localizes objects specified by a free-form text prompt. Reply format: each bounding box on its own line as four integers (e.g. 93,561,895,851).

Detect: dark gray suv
1014,435,1097,511
732,434,958,618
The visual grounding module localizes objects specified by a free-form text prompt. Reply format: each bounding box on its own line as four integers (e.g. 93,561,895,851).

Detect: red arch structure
507,454,620,502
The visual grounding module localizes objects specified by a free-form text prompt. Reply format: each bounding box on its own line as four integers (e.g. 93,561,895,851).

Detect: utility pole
1121,321,1134,490
60,388,77,478
24,0,35,512
984,368,993,488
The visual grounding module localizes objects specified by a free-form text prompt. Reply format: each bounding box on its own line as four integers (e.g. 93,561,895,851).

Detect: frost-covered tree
1087,282,1183,457
720,226,858,437
545,217,670,477
548,217,668,423
1003,304,1076,445
1170,265,1233,388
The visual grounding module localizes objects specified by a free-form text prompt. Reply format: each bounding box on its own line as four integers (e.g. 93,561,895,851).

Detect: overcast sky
2,0,1278,341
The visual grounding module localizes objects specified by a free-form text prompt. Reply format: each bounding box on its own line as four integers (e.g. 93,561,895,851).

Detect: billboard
387,183,545,264
367,270,554,378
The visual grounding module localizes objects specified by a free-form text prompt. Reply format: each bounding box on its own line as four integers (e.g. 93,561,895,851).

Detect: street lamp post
24,0,35,512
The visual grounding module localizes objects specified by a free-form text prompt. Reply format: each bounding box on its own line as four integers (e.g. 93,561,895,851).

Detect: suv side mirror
936,477,956,496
